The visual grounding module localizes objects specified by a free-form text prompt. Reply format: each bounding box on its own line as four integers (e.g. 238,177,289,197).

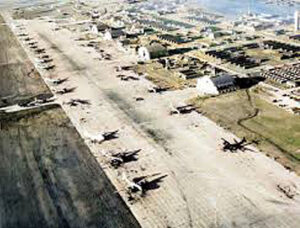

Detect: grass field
134,62,187,90
190,89,300,174
245,48,282,66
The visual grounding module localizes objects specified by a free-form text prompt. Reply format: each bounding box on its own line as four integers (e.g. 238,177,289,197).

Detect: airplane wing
221,138,230,145
148,174,168,184
132,176,147,184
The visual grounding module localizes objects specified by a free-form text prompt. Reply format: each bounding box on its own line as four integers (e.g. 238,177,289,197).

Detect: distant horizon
195,0,299,19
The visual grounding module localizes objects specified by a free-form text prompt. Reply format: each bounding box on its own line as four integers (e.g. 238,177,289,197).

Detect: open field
134,62,188,90
11,1,69,20
0,105,140,228
245,48,283,66
191,89,300,173
13,8,56,20
0,15,50,107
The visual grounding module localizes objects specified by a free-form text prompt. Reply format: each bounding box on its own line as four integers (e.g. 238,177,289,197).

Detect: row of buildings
85,5,299,96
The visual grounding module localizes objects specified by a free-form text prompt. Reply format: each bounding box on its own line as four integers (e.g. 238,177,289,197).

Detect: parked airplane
109,149,141,168
148,86,169,94
19,96,55,108
122,173,167,200
17,33,28,37
84,130,119,144
117,74,139,81
56,87,76,95
221,137,255,152
46,77,68,85
65,99,90,107
34,48,45,54
170,103,196,115
38,63,55,70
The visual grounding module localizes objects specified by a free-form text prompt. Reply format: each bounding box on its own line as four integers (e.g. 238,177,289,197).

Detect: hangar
197,74,236,95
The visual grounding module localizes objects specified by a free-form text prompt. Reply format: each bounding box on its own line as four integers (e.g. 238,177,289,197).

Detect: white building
90,22,109,35
295,11,299,31
138,43,168,61
138,47,151,61
197,76,219,95
104,30,113,40
103,28,125,40
91,25,98,34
